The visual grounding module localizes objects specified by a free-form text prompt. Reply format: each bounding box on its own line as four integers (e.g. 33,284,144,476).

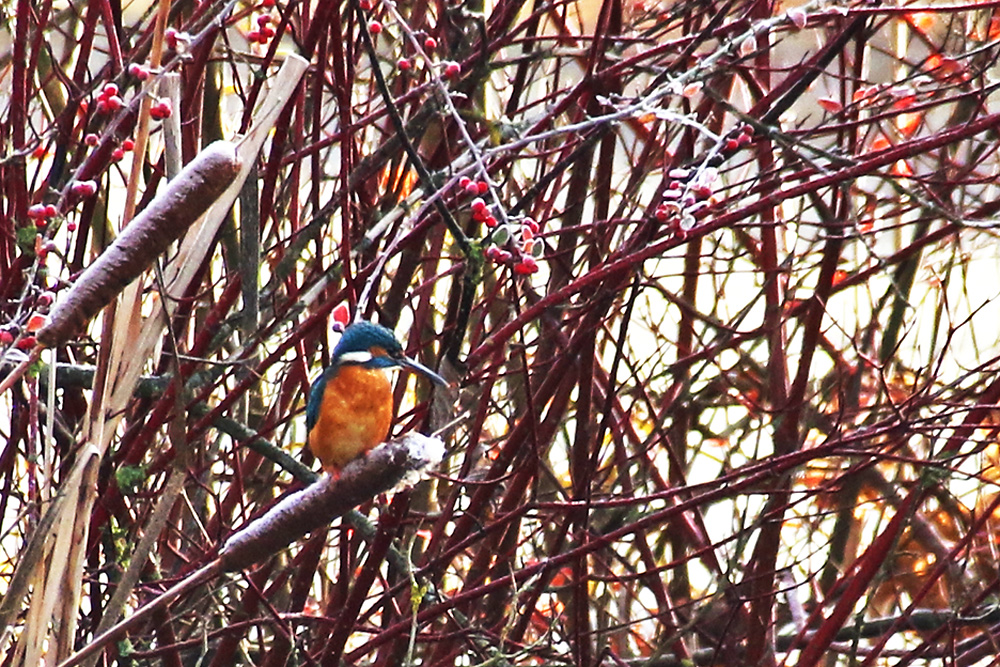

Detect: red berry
122,138,135,151
102,83,119,98
514,257,539,275
36,291,55,307
369,20,382,35
484,215,497,228
95,99,110,114
247,29,261,43
0,330,13,345
443,61,460,78
724,138,739,151
522,217,539,233
84,133,99,147
465,182,480,195
332,302,351,328
654,205,669,222
262,0,276,6
260,26,275,39
458,176,472,188
424,36,437,50
27,204,46,219
112,147,126,161
32,146,47,159
67,221,78,232
16,336,37,350
43,205,57,218
476,181,489,194
71,180,98,198
359,0,372,8
35,217,48,229
104,95,124,112
257,14,272,27
397,58,411,71
470,197,487,214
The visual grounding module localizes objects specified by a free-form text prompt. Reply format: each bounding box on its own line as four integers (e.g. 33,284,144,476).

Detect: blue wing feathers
305,371,330,431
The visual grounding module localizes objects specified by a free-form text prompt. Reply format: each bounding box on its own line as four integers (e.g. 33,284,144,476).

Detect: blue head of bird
330,321,447,384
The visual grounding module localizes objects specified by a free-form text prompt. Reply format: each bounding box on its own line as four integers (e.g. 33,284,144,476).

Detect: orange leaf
817,97,843,113
870,137,892,152
907,11,935,34
896,111,922,137
892,94,917,111
682,81,703,98
989,16,1000,40
892,159,914,177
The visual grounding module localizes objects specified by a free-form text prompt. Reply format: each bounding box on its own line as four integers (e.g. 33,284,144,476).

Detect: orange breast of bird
308,364,394,473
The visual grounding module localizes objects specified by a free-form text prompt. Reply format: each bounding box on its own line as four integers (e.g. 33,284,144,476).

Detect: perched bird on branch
306,321,446,476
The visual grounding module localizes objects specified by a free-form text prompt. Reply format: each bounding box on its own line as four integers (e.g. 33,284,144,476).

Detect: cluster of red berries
721,124,755,154
115,138,136,161
0,290,54,350
94,83,124,115
84,133,135,162
27,204,58,229
654,167,713,235
359,0,459,79
461,176,497,227
470,197,497,227
485,217,541,275
0,325,31,349
653,124,755,234
149,98,173,120
128,63,151,81
247,14,276,44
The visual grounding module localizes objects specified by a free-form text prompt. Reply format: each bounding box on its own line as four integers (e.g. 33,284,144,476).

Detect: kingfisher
306,321,446,476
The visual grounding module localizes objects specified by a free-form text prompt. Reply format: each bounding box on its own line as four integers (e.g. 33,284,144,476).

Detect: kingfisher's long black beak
399,356,448,387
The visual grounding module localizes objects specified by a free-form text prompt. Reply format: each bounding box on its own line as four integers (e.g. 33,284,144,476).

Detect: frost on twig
220,433,444,571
